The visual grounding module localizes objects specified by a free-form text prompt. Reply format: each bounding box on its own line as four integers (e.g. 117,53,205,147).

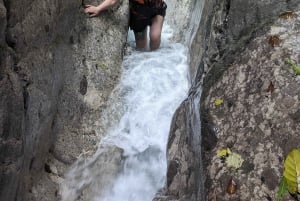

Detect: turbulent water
100,27,189,201
61,24,189,201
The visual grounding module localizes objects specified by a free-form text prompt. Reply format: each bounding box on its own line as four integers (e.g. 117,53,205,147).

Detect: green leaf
214,98,224,106
277,177,288,201
217,148,232,157
293,66,300,75
283,149,300,195
99,63,107,69
285,60,300,75
285,59,295,67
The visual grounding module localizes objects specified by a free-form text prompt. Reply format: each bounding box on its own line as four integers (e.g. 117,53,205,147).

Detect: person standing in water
84,0,167,50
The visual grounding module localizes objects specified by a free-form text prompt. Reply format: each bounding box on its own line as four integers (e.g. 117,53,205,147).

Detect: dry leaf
269,35,280,47
279,11,294,19
267,81,275,93
226,178,237,194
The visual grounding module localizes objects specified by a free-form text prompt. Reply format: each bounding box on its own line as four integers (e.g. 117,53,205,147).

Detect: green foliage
218,148,232,157
99,63,107,69
283,149,300,195
214,98,224,106
286,60,300,75
277,177,288,201
293,66,300,75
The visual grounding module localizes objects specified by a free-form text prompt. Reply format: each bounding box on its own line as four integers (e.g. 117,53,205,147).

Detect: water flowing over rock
1,0,300,200
61,145,124,201
61,26,190,201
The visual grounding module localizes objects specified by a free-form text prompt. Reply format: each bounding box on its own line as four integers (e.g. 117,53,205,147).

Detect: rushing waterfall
61,23,189,201
100,26,189,201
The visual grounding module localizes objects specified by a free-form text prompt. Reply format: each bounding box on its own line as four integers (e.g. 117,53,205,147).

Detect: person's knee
134,29,147,50
150,30,161,44
136,39,147,50
150,31,161,50
149,15,163,50
150,37,161,47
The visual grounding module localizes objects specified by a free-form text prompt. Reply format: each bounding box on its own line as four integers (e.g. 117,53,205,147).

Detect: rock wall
158,0,300,201
164,0,194,43
0,0,129,200
204,11,300,200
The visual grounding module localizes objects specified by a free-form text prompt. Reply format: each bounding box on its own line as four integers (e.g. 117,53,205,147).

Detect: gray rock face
0,51,25,201
204,11,300,201
60,145,124,201
158,0,300,201
164,0,194,43
0,0,6,44
162,89,204,201
0,2,25,200
0,0,129,200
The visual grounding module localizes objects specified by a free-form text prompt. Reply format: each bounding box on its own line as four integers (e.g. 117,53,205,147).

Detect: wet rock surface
60,145,124,201
0,0,128,200
160,90,203,201
164,0,194,43
0,53,25,201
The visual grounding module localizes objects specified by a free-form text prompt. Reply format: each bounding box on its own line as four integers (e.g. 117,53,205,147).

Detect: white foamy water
61,24,189,201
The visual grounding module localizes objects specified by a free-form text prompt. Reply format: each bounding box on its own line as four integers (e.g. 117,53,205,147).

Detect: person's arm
84,0,120,17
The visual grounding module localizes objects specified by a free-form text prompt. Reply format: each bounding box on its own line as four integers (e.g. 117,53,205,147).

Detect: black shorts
129,0,167,33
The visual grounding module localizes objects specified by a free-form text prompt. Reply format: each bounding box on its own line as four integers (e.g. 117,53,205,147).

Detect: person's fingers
83,5,98,17
84,8,89,13
84,7,93,14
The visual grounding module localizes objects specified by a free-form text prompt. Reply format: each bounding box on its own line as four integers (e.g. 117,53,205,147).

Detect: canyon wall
158,0,300,200
0,0,128,200
1,0,300,200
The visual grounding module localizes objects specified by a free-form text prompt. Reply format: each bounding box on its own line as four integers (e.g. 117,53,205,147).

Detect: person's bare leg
134,28,147,50
150,15,164,50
